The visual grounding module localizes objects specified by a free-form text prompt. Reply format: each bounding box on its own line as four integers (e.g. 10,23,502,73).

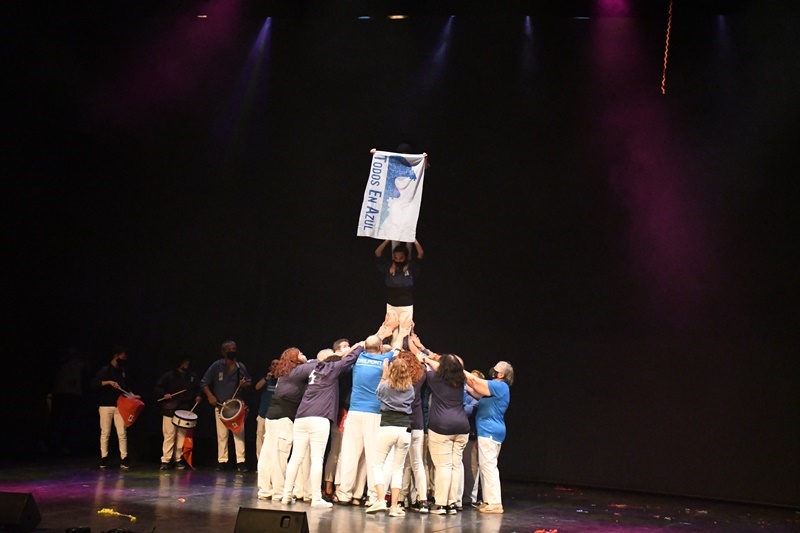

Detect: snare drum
117,396,145,427
219,399,246,434
172,409,198,429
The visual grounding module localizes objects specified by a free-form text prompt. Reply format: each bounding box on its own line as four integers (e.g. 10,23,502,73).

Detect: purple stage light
595,0,632,17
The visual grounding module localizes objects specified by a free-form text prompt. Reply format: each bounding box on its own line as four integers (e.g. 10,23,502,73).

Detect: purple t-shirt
426,369,469,435
266,362,315,420
295,347,363,423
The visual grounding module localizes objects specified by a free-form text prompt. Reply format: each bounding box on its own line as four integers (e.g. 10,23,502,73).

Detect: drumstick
189,401,200,414
157,389,187,402
117,387,135,399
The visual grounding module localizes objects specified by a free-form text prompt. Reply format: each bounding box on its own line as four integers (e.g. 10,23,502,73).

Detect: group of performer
89,238,514,516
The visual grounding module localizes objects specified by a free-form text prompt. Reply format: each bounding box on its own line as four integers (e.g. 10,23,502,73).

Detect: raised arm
392,315,413,351
413,239,424,260
422,354,440,371
464,370,491,397
375,239,391,258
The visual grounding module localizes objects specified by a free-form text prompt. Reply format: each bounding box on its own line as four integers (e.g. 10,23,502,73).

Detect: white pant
99,406,127,459
386,304,414,346
258,417,290,498
214,407,245,464
477,436,503,505
427,429,468,506
469,439,481,502
372,426,411,492
283,417,330,503
458,441,480,504
256,416,266,460
324,424,342,483
335,447,368,499
161,416,187,463
401,429,427,502
335,411,381,502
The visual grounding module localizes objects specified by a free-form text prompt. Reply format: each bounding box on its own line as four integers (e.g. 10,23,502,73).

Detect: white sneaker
389,506,406,517
365,501,388,514
280,495,296,505
311,499,333,509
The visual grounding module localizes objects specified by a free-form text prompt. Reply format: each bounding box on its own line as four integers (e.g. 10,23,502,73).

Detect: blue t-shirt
475,380,510,443
199,359,252,403
257,378,278,418
349,350,395,413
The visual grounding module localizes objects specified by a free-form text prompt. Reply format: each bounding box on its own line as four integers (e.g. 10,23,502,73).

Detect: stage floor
0,460,797,533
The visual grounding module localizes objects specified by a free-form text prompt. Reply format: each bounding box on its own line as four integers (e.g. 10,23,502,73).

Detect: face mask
225,351,237,359
488,368,497,379
116,358,127,367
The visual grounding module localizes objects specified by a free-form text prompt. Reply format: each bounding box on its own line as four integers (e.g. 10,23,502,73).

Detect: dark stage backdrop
5,1,798,508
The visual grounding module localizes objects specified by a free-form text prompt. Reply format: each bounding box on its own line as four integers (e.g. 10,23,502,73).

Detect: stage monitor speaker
0,492,41,533
234,507,309,533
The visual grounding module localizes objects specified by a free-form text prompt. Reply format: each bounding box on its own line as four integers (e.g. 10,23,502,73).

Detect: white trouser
161,415,187,463
427,429,468,506
335,411,381,502
99,406,127,459
400,429,427,501
335,448,368,499
283,417,330,503
214,407,245,464
386,304,414,346
458,461,465,504
469,439,481,502
477,436,503,505
258,417,292,498
324,423,343,483
256,416,266,460
372,426,411,492
257,417,280,498
424,432,434,498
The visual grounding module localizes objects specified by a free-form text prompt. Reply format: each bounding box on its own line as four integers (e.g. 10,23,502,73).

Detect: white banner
356,151,426,242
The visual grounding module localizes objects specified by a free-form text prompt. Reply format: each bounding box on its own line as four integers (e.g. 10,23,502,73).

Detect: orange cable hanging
661,0,673,94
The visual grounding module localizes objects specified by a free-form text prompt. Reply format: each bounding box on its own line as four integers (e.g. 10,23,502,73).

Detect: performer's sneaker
99,456,109,469
310,499,333,509
159,462,171,470
478,504,504,514
174,459,187,470
418,500,430,514
429,504,447,515
446,503,458,515
120,457,131,470
471,500,486,509
215,463,227,471
388,506,406,517
280,495,296,505
365,501,387,514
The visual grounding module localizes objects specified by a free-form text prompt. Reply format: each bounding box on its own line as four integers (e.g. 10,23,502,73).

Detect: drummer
201,341,253,472
91,346,140,470
154,354,202,470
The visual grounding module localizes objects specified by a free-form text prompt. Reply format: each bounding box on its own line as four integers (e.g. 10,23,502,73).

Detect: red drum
219,399,246,434
117,396,145,427
172,409,198,429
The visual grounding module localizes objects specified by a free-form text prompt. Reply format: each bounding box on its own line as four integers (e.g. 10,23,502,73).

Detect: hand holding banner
357,150,426,242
